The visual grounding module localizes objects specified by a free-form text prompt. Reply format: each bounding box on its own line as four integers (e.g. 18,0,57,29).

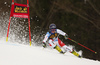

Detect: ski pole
68,38,97,54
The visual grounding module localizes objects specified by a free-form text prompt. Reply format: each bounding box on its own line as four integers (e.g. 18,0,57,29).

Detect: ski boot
54,45,65,54
71,50,81,58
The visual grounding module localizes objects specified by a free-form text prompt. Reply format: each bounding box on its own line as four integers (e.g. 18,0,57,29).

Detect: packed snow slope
0,41,100,65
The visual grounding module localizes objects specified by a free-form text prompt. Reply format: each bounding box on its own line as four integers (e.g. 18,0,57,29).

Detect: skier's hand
64,34,68,39
42,42,46,48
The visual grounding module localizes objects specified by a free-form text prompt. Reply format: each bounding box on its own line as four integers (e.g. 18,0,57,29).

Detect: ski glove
64,34,68,39
42,42,46,48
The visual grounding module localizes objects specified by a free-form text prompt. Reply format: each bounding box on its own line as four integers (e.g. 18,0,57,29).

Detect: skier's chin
51,31,55,33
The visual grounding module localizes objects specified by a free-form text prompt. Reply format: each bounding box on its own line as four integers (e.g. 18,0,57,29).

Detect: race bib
49,33,58,39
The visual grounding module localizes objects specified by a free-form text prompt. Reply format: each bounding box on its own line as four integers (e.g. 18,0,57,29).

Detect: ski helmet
49,23,56,30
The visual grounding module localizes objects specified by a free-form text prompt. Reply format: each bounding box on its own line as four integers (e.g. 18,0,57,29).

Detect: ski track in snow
0,41,100,65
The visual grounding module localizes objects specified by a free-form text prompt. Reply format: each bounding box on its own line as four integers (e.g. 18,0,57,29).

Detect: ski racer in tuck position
42,23,81,58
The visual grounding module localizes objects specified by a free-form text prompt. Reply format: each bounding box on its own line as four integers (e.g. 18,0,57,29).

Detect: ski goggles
51,29,56,31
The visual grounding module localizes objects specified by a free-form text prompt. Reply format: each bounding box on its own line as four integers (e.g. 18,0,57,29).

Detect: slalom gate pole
6,17,11,42
68,38,97,54
6,0,14,42
27,0,31,46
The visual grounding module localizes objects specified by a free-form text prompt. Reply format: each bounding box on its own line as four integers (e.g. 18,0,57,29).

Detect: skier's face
51,29,56,33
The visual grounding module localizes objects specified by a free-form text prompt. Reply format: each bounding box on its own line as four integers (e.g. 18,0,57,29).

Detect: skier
42,23,81,58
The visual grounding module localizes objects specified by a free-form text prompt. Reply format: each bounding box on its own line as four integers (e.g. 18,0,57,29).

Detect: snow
0,41,100,65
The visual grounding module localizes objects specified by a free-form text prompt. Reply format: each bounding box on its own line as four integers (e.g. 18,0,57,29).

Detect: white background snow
0,40,100,65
